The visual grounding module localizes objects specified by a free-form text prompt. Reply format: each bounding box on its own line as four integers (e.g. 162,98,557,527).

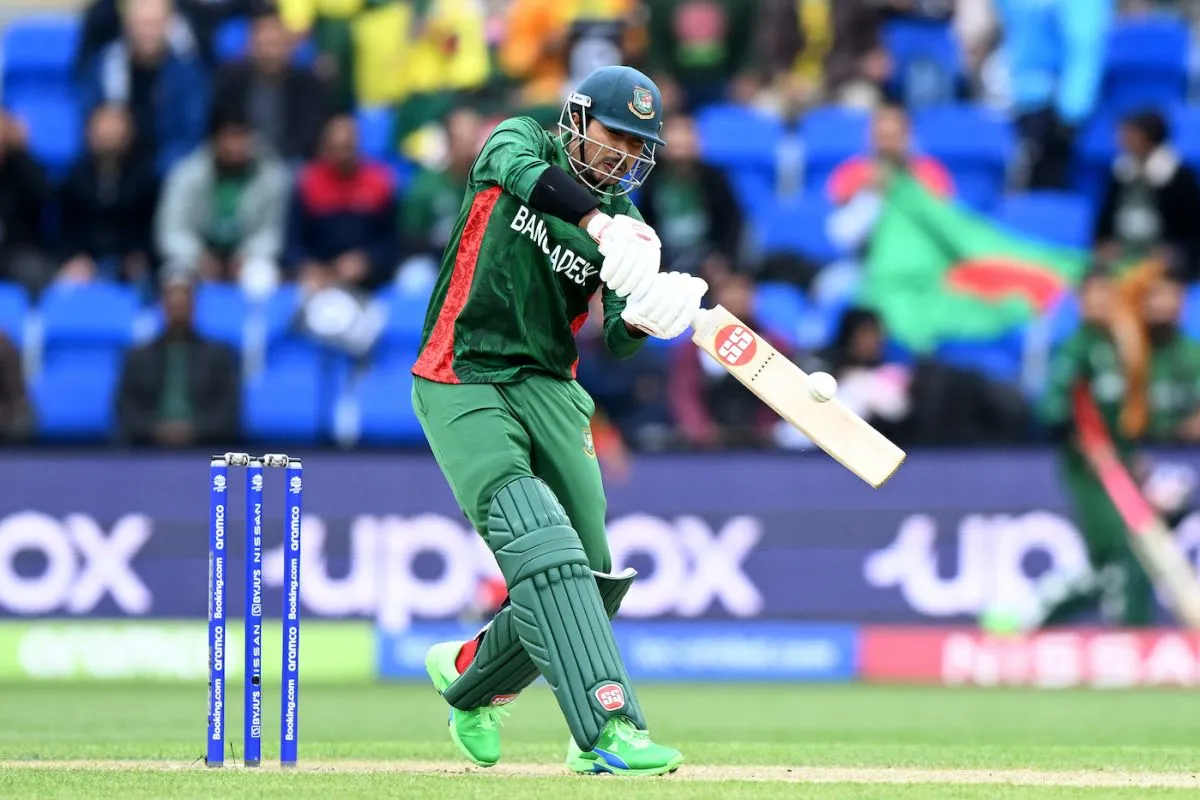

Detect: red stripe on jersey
568,310,589,378
412,186,504,383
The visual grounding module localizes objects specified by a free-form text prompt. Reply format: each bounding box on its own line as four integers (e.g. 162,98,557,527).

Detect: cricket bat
690,305,906,488
1071,384,1200,629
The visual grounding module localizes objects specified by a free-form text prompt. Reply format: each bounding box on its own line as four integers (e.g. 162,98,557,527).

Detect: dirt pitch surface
4,760,1199,789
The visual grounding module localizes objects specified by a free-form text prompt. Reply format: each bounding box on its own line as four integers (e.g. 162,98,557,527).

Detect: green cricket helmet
558,65,664,197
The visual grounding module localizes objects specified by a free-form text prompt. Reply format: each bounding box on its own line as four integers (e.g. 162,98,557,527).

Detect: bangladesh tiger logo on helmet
629,86,656,120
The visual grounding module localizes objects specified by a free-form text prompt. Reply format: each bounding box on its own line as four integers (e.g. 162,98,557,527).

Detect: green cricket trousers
411,373,612,573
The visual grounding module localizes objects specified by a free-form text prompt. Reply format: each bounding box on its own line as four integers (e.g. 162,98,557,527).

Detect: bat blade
1072,385,1200,629
691,305,906,488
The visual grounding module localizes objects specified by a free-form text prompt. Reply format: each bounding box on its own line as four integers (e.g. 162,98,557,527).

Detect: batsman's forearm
603,317,647,359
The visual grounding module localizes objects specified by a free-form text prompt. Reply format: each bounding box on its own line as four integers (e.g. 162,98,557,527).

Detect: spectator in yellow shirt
498,0,643,125
278,0,489,118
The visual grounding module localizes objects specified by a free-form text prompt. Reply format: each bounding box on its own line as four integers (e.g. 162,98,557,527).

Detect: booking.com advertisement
5,451,1200,686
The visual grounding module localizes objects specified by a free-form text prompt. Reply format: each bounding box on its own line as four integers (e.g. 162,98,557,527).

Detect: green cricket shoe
565,716,683,776
424,641,511,767
979,607,1025,636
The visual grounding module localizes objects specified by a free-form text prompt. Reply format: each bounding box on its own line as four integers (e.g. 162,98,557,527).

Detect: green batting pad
442,568,638,712
487,477,645,749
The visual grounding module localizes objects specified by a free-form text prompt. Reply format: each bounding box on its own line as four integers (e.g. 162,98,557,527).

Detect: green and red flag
859,173,1089,352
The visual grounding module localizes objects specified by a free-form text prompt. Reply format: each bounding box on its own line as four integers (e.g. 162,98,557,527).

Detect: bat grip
691,306,710,331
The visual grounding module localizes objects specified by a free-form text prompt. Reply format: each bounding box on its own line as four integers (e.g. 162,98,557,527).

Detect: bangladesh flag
858,173,1089,353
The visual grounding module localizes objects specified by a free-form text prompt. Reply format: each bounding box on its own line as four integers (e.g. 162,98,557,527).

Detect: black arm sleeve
528,165,601,225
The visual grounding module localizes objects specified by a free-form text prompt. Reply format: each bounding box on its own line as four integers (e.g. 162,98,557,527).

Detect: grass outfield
2,682,1199,798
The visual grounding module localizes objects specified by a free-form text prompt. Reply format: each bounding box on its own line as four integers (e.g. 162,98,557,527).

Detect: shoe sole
425,647,498,769
566,755,684,777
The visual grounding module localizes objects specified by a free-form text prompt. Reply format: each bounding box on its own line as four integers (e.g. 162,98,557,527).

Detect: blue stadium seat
995,192,1093,249
695,104,784,174
40,283,138,349
757,194,840,265
243,362,324,441
263,284,303,341
936,330,1026,384
727,170,776,227
214,16,251,61
377,284,433,352
1184,284,1200,341
1071,113,1119,207
7,96,82,177
33,359,120,439
39,286,137,436
882,18,962,107
1,15,80,98
354,364,424,443
0,282,29,344
914,106,1014,210
1171,105,1200,170
357,106,398,161
795,302,846,350
214,16,316,66
799,107,870,196
194,283,248,348
1102,18,1189,117
266,334,326,371
753,283,807,347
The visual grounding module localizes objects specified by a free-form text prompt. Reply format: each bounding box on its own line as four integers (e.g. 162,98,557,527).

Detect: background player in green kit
411,65,708,776
982,266,1200,633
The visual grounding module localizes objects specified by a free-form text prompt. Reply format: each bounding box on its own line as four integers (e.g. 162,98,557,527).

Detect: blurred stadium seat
353,364,423,443
882,17,963,107
357,106,399,161
33,357,120,439
1184,284,1200,341
727,171,777,227
914,105,1015,210
935,330,1027,384
753,282,808,347
757,194,840,265
214,16,317,66
243,361,324,442
1101,18,1190,117
1071,113,1119,207
376,284,432,352
696,104,784,172
6,95,82,177
1,14,79,100
799,107,869,196
39,283,138,351
696,104,783,205
995,192,1093,249
193,283,249,349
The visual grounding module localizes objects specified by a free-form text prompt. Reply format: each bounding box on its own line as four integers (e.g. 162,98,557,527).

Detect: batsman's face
580,117,645,186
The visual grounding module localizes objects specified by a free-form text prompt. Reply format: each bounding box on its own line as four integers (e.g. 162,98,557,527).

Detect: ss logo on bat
715,325,757,366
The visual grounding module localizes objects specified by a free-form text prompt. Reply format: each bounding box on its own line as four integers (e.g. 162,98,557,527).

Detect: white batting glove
586,212,660,298
621,271,708,340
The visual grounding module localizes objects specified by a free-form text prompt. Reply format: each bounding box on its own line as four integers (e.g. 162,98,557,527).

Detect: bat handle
691,306,710,331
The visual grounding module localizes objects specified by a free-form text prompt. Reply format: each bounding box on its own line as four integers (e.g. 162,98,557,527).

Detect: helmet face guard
558,92,657,198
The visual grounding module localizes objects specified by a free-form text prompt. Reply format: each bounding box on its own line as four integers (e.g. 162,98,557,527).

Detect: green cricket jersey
412,116,647,385
1041,326,1200,454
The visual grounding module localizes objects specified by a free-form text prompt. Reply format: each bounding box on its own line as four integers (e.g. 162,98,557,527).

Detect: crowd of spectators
0,0,1199,454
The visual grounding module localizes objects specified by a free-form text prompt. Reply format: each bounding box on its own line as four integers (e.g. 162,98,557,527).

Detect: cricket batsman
410,65,706,776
